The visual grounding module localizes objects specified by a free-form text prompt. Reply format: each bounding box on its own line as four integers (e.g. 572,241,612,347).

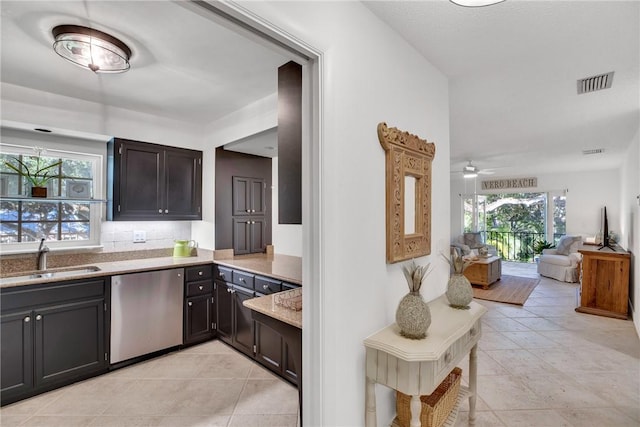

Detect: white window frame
0,143,103,253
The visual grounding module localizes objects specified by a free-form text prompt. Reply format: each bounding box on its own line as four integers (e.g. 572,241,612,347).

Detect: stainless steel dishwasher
110,268,184,364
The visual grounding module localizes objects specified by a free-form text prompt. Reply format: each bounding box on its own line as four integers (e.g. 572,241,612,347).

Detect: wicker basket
395,367,462,427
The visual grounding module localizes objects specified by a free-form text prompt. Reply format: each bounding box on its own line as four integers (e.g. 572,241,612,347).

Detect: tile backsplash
100,221,191,252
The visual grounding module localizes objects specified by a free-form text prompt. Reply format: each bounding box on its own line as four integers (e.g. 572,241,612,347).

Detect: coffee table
463,255,501,289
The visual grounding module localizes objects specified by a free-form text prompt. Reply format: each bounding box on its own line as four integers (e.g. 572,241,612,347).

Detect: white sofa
537,236,582,283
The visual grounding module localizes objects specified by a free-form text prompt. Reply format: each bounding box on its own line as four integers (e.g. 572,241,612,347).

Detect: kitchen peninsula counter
243,291,302,329
213,252,302,285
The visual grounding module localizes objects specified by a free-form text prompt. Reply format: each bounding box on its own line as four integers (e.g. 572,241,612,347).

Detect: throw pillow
464,232,484,249
451,243,471,255
556,235,579,255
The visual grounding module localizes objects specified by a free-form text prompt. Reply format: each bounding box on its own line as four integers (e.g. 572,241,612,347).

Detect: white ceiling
1,1,639,172
0,1,291,140
364,0,640,177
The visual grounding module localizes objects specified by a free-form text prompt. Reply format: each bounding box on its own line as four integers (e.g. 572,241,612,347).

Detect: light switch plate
133,230,146,243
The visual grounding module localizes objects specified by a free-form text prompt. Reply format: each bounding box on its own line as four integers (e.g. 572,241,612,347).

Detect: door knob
24,316,31,323
199,285,204,290
35,314,42,321
188,301,193,306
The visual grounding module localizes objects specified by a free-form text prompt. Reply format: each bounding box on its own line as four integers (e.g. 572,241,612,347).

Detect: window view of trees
0,150,95,244
463,192,566,262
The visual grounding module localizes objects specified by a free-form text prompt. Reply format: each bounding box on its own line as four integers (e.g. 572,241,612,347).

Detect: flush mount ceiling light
52,25,131,73
450,0,505,7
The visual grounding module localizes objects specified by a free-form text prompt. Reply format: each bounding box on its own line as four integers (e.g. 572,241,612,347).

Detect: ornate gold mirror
378,122,436,263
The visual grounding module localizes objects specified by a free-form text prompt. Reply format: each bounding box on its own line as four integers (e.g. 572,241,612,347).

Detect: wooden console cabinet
577,246,630,319
464,255,501,289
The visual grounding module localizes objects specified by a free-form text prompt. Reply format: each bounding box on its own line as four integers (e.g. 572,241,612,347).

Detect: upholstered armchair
451,232,497,257
537,235,582,283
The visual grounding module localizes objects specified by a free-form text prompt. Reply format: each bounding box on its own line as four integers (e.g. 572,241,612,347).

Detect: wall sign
481,177,537,190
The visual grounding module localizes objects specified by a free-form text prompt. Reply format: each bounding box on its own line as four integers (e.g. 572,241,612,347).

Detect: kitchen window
0,144,102,250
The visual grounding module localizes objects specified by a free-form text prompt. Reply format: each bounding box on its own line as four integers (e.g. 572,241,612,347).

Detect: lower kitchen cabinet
215,279,255,358
183,265,215,345
1,279,107,405
254,315,300,387
214,263,301,386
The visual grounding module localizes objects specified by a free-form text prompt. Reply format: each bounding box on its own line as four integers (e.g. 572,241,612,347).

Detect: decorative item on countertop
4,147,62,198
395,259,432,339
442,248,474,310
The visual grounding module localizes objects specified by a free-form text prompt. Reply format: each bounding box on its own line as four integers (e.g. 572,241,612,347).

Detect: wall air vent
582,148,604,155
577,71,614,94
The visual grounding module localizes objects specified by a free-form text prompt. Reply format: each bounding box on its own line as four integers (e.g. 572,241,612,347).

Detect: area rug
472,275,539,305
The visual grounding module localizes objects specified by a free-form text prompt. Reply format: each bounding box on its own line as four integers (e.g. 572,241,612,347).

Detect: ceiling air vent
577,71,614,94
582,148,605,155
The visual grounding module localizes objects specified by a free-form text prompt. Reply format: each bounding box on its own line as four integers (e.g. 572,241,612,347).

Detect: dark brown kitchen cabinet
214,264,255,358
232,176,266,216
108,138,202,221
233,217,266,255
1,279,107,406
254,280,301,386
183,265,215,346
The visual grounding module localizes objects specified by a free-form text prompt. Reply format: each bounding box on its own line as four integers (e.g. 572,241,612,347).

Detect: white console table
364,295,487,427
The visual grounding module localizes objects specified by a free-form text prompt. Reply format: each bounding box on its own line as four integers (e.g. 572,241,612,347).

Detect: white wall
241,2,450,426
1,83,206,250
199,93,279,250
272,157,302,256
450,169,621,239
619,127,640,335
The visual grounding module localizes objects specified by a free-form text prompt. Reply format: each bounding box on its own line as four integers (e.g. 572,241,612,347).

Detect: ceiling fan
457,160,495,178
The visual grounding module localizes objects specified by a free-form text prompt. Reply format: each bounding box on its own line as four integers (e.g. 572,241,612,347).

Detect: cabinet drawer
435,319,482,380
1,280,105,312
255,276,282,295
186,280,213,297
215,266,233,283
186,265,212,282
232,270,254,290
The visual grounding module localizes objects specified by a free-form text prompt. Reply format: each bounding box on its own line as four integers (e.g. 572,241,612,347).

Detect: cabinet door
34,298,105,389
216,281,233,344
114,139,163,220
233,218,265,255
255,321,283,374
233,285,255,357
249,218,266,253
1,310,33,401
283,340,299,386
250,179,266,216
233,219,251,255
184,295,213,345
232,177,265,216
164,148,202,220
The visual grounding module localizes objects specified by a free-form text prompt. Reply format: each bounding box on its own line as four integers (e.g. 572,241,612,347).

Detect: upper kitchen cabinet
107,138,202,221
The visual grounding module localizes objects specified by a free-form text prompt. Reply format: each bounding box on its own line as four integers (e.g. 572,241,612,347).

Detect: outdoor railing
483,231,564,263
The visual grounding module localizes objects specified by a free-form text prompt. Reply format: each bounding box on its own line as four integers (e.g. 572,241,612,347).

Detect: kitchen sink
2,266,102,283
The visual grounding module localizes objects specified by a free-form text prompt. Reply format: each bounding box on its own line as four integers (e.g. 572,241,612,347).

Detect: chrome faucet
37,238,49,271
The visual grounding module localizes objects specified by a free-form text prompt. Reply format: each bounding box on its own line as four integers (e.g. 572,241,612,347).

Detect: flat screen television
599,206,615,251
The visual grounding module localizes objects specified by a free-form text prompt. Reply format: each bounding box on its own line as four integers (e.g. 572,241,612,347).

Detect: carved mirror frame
378,122,436,263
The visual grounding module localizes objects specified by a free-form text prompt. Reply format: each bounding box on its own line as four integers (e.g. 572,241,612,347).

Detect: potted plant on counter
4,147,62,197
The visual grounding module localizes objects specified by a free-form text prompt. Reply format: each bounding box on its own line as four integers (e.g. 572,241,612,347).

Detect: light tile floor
1,262,638,427
454,262,640,427
0,340,299,427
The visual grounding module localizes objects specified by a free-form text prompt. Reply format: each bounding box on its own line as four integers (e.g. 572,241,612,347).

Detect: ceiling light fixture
450,0,505,7
52,25,131,73
463,161,479,178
